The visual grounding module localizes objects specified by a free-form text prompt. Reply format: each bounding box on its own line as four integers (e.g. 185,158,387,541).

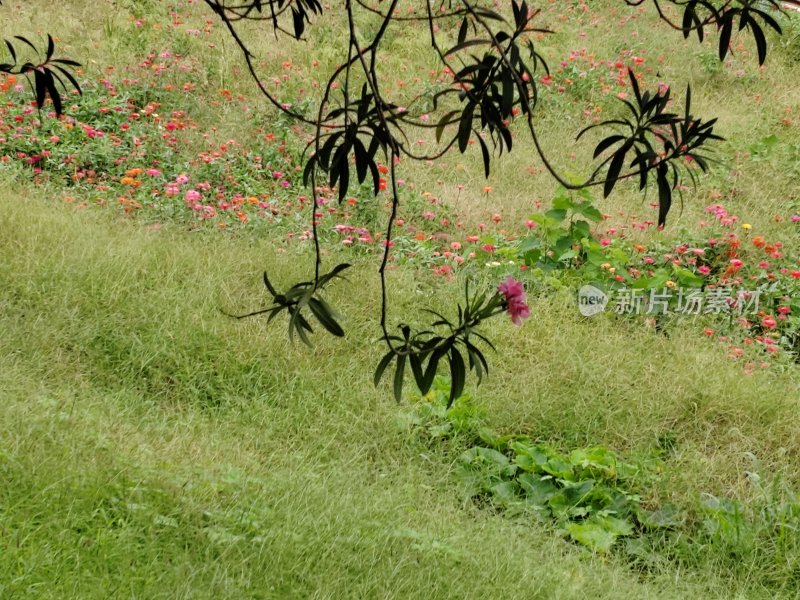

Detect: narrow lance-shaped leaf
448,347,466,407
308,297,345,337
457,103,475,153
603,142,630,198
477,134,491,178
409,352,426,393
393,354,406,403
656,162,672,227
374,350,396,387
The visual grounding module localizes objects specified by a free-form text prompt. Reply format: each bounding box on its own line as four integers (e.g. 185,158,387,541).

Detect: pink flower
498,276,530,326
698,265,711,275
185,189,201,202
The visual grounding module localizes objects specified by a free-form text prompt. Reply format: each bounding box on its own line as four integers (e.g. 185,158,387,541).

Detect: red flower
498,276,530,326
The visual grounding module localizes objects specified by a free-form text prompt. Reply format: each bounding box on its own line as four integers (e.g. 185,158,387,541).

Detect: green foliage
578,69,721,226
519,186,603,271
375,280,508,405
0,33,81,117
401,377,488,444
407,381,800,575
405,382,667,553
458,432,656,552
228,263,350,346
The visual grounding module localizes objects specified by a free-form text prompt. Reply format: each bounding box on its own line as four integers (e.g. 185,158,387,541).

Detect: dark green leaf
604,144,629,198
656,162,672,227
374,350,395,387
457,103,475,153
448,348,465,407
457,16,469,45
45,34,54,62
393,354,406,403
719,16,733,61
477,134,491,178
750,20,767,65
5,39,16,63
44,70,61,115
436,110,460,144
593,134,626,159
308,297,344,337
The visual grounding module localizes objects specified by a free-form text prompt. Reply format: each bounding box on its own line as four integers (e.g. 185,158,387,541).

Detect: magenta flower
498,276,530,326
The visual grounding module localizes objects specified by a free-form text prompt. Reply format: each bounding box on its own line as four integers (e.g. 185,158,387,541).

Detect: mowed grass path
1,191,799,599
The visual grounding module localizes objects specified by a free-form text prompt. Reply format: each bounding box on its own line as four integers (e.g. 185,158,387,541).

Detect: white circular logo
578,285,608,317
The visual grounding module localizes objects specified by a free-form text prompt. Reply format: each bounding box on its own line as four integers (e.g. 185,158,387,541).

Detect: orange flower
752,235,766,249
125,167,143,177
0,74,17,92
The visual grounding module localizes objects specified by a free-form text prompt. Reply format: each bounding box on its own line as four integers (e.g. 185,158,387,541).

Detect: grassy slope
2,190,798,599
2,0,800,598
0,194,667,599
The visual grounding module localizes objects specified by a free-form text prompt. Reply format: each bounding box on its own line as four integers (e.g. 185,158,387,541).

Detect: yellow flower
742,223,752,231
665,280,677,289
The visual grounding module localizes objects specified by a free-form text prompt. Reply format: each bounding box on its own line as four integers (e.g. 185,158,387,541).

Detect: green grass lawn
2,188,799,599
2,1,800,598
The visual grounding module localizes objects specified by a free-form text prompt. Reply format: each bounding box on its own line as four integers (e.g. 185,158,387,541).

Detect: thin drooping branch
203,0,318,125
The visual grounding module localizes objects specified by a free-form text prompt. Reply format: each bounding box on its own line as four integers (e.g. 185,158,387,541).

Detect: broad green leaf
490,481,520,507
545,208,567,222
673,266,704,288
517,473,558,505
551,195,575,211
566,520,617,552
